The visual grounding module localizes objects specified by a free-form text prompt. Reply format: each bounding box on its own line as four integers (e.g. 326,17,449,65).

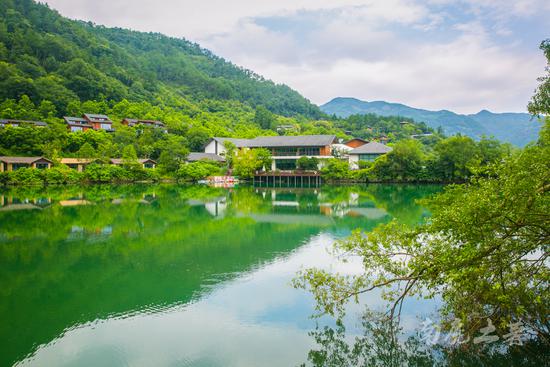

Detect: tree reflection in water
302,309,549,367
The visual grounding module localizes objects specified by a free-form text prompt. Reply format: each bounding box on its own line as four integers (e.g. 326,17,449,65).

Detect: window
271,147,322,156
35,163,49,169
68,164,78,170
12,163,29,170
272,147,299,156
275,159,296,170
302,147,321,156
100,123,112,130
71,126,83,132
144,163,155,169
358,154,381,162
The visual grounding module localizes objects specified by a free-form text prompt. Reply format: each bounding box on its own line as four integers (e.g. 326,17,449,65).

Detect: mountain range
320,97,542,146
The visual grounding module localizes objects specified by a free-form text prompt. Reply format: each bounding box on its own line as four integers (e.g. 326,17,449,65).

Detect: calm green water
0,184,441,367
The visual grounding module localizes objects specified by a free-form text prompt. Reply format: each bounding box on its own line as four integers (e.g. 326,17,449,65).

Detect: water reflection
0,184,441,366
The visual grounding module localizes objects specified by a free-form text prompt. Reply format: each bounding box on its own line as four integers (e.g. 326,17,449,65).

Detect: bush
320,159,351,180
177,161,222,181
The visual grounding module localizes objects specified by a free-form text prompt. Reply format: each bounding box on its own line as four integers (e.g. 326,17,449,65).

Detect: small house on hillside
0,156,52,171
64,117,93,132
110,158,157,169
121,118,167,132
0,119,47,128
60,158,97,172
83,114,114,131
348,142,393,169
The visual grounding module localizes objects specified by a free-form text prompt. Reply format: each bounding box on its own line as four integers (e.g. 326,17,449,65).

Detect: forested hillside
0,0,321,118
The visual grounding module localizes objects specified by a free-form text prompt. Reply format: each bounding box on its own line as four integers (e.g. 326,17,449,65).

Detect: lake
0,184,442,366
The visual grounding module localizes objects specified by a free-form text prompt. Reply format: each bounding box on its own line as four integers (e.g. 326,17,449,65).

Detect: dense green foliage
232,148,272,179
0,162,159,185
177,160,223,181
320,136,511,182
0,0,321,118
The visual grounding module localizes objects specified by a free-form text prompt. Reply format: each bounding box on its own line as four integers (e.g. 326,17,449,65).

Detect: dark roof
64,116,87,123
187,153,226,162
123,118,165,127
349,142,393,155
83,113,112,123
110,158,156,165
63,116,93,127
0,119,47,127
211,137,252,148
0,156,52,164
212,135,337,148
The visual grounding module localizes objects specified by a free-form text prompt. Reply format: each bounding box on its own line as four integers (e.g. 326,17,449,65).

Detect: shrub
177,161,222,181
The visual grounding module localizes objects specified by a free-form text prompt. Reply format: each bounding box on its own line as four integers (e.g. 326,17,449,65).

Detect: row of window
271,147,321,156
358,153,382,162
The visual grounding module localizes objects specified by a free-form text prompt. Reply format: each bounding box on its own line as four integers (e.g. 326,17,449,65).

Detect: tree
297,156,319,171
369,139,425,182
296,124,550,342
254,105,276,130
295,43,550,346
429,135,478,181
528,39,550,115
232,148,271,178
76,142,96,158
320,159,351,180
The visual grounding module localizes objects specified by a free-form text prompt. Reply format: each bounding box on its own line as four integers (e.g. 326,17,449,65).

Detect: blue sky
44,0,549,113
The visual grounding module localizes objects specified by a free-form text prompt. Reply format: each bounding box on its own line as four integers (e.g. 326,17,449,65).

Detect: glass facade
271,147,321,156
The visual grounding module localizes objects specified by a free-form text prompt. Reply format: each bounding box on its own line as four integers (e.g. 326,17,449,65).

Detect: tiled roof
83,113,112,123
212,135,337,148
110,158,156,165
212,137,252,148
60,158,96,164
187,152,226,162
349,142,393,155
0,156,52,164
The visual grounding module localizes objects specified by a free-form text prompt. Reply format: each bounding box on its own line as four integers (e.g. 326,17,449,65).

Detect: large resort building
204,135,338,170
201,134,393,170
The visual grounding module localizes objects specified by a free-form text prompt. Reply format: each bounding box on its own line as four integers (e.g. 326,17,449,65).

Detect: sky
43,0,550,114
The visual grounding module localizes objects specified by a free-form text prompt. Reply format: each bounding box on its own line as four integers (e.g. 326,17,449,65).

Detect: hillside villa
348,141,393,169
59,158,97,172
121,118,167,132
0,119,47,128
110,158,157,169
0,156,53,171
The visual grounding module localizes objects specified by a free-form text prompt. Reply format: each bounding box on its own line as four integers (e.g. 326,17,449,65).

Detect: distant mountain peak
320,97,540,146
